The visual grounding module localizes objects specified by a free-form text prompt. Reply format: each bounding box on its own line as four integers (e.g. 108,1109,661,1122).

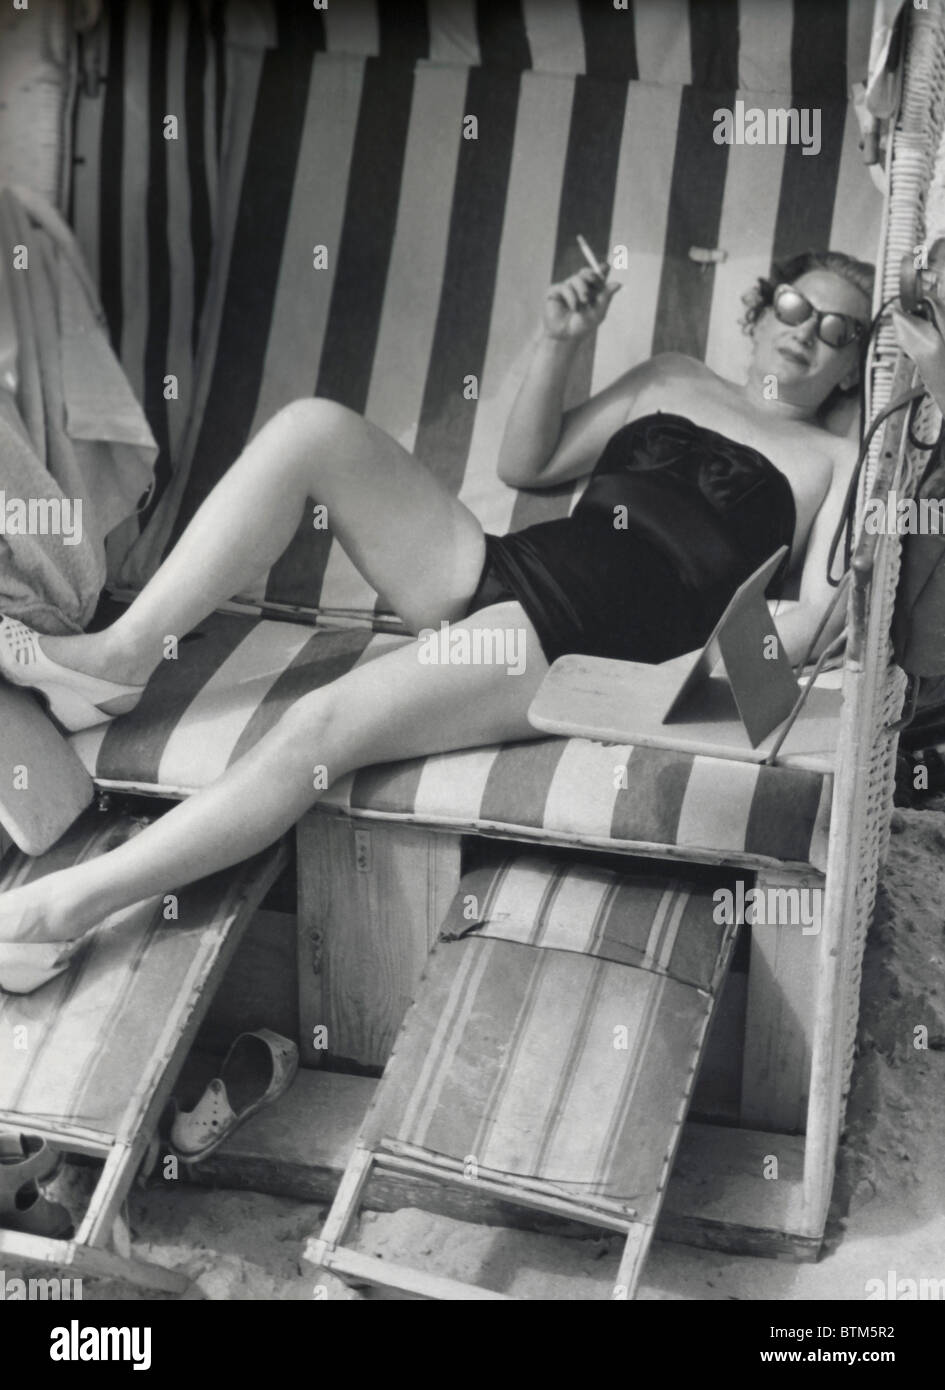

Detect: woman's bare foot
0,872,94,945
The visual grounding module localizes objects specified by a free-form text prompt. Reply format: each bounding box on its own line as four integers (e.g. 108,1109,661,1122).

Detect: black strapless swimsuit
465,411,797,664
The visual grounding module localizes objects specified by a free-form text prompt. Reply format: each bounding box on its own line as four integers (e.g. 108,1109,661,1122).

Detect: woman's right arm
497,268,656,488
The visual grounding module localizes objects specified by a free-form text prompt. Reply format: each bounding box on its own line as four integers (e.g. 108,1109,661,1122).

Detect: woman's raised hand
543,267,622,341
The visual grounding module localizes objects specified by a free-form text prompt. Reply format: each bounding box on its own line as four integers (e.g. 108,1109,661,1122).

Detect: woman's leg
42,399,486,684
0,602,546,943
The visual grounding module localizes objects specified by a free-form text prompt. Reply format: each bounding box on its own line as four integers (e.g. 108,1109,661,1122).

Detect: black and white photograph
0,0,944,1338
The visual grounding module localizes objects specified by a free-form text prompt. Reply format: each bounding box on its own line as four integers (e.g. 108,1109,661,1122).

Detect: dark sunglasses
771,283,866,349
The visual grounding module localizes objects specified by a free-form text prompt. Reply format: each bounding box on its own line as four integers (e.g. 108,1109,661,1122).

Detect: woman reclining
0,249,877,991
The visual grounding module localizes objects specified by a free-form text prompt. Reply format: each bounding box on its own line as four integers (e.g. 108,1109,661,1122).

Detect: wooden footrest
0,805,285,1292
306,852,738,1299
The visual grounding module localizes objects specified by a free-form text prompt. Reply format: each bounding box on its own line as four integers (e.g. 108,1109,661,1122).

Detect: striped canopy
68,0,883,616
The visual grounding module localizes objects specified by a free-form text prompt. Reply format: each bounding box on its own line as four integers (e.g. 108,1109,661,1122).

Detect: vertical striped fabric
70,0,228,575
363,853,737,1201
68,0,881,613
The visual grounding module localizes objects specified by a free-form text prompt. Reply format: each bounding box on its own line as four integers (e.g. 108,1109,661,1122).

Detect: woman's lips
777,344,810,366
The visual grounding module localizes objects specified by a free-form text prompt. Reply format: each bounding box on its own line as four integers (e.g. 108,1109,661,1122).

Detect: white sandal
0,616,143,732
171,1030,299,1163
0,940,82,994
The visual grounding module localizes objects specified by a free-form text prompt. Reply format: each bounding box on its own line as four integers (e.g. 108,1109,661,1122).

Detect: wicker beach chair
1,0,943,1297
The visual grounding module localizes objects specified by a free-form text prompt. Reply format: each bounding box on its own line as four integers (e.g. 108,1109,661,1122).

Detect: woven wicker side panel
837,1,945,1129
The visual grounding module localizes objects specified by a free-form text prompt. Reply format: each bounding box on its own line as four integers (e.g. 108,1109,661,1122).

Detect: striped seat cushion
0,808,280,1142
70,611,833,870
438,852,732,992
69,0,881,605
362,857,738,1205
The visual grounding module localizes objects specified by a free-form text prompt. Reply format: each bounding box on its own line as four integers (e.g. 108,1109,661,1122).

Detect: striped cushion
69,1,881,606
363,866,737,1203
70,612,833,870
0,808,279,1142
439,853,732,992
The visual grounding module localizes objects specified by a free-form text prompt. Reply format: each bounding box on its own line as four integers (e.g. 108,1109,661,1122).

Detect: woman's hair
741,249,875,332
740,249,876,401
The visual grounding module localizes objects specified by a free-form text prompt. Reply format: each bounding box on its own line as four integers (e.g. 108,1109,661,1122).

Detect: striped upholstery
439,852,732,991
0,808,280,1142
363,856,737,1203
68,0,882,608
69,612,833,869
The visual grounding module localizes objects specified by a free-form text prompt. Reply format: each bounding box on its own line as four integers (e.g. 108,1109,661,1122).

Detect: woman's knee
279,396,360,450
272,398,364,492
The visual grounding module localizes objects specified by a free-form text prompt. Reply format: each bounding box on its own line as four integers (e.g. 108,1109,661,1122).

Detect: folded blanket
0,185,157,633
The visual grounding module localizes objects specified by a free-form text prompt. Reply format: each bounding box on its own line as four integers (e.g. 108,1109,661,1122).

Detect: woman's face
750,268,870,411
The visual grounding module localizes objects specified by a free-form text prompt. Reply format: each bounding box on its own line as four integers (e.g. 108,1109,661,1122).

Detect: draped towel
0,185,157,632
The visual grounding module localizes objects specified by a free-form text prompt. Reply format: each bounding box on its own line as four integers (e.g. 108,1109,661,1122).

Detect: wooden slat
375,1151,636,1232
315,1143,375,1252
528,653,839,771
296,813,462,1068
0,1229,192,1294
196,908,299,1054
740,869,823,1133
314,1246,512,1301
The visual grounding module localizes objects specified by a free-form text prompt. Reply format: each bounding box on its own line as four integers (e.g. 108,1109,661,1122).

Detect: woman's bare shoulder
646,351,708,382
614,351,708,412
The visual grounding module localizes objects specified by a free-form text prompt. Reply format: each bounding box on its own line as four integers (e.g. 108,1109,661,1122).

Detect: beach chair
0,807,284,1294
3,0,944,1295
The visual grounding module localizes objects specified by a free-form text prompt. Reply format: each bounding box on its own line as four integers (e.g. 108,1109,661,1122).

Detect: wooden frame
740,868,823,1133
296,813,461,1068
305,1141,653,1301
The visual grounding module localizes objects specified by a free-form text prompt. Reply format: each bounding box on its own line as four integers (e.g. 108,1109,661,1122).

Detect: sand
8,808,945,1301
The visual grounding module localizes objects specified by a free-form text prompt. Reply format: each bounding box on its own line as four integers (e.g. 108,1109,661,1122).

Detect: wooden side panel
296,813,462,1069
196,908,299,1056
739,869,824,1134
0,686,94,856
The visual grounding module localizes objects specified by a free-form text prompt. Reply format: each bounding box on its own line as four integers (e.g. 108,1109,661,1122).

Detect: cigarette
576,233,607,280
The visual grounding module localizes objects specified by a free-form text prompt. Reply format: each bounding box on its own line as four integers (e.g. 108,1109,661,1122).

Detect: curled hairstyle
741,250,875,399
